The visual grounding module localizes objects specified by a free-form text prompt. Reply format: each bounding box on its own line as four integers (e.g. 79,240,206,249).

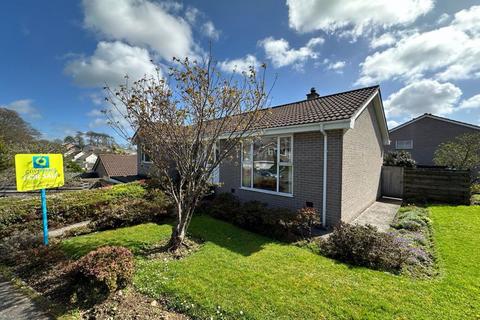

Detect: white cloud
458,94,480,110
65,41,158,87
326,60,346,73
87,109,103,117
1,99,42,119
452,5,480,36
358,5,480,85
185,7,200,24
89,118,108,128
202,21,220,40
286,0,433,37
436,13,450,25
259,37,324,69
219,54,259,73
384,79,462,118
82,0,194,60
370,33,396,49
158,1,183,13
387,120,400,129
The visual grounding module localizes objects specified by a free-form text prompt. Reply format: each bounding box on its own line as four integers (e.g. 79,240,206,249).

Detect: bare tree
104,56,270,250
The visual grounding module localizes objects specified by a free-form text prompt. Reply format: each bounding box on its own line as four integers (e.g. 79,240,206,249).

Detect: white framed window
395,139,413,150
141,149,152,163
241,135,293,196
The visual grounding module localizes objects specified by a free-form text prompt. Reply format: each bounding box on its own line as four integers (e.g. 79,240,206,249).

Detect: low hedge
319,223,411,273
0,182,151,238
200,193,320,241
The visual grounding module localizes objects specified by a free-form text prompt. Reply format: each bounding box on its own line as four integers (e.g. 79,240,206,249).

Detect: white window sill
141,161,153,164
240,187,293,198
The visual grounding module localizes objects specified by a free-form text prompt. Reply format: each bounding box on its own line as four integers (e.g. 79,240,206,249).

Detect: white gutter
320,124,327,228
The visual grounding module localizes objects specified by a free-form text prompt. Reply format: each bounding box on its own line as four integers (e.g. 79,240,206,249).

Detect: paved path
351,197,402,232
0,278,50,320
49,220,91,238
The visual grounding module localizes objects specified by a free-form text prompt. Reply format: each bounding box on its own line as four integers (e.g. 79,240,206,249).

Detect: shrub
384,151,416,167
392,207,430,231
319,223,411,272
90,192,171,231
0,182,151,238
201,193,320,241
0,229,43,265
72,246,134,296
472,183,480,194
289,207,321,238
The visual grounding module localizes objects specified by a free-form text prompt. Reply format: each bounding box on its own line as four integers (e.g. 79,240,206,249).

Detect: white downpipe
320,125,328,228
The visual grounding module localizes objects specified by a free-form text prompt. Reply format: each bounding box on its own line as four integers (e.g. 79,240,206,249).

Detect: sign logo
33,156,50,169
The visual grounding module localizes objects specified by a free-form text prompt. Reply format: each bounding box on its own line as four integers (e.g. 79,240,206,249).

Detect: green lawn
62,206,480,319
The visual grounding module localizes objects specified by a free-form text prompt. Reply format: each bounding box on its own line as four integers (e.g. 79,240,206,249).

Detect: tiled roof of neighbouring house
253,85,379,129
94,154,137,177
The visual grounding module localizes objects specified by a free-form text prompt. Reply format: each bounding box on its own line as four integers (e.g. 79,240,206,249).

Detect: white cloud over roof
287,0,433,37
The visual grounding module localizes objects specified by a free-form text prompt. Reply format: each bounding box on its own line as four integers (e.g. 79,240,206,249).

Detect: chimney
306,87,319,100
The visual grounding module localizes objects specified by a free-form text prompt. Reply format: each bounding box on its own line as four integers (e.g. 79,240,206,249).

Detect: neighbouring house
92,154,139,183
74,152,98,170
387,113,480,165
136,86,389,227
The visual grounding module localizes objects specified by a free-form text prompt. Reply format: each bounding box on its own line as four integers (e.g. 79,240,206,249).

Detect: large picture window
241,136,293,195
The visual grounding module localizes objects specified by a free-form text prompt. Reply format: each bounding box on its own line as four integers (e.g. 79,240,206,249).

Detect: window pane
143,151,151,162
242,142,251,162
279,165,292,193
279,137,292,163
396,140,413,150
253,136,277,191
242,163,252,188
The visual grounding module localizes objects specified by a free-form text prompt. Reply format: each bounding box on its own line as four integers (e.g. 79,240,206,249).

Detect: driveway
351,198,401,232
0,278,50,320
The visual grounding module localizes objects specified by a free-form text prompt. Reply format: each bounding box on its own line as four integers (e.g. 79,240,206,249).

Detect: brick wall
137,144,153,176
341,102,383,222
326,130,343,226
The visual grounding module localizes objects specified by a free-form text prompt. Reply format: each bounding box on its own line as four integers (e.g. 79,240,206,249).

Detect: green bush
72,246,134,296
384,151,416,167
319,223,411,273
472,183,480,194
90,193,171,231
201,193,320,241
0,182,147,238
392,207,430,231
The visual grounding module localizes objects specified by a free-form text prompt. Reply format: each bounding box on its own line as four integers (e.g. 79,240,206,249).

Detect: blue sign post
40,188,49,245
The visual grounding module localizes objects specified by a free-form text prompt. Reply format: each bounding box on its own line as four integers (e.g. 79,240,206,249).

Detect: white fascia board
350,90,390,145
218,119,352,139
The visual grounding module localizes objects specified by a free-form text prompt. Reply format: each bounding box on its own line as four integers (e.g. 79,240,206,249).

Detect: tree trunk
167,201,194,252
168,222,187,251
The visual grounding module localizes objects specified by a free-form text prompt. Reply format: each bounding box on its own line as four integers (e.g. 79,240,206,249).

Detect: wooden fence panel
403,167,470,205
382,166,404,198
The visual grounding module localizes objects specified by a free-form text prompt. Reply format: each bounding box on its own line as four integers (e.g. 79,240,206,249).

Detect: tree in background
0,108,39,144
434,133,480,181
75,131,85,148
64,135,76,144
0,108,66,187
105,56,269,251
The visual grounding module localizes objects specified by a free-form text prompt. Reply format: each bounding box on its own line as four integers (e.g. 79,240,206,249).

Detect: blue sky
1,0,480,142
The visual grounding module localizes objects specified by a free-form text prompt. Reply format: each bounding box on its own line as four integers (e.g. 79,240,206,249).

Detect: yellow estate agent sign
15,154,64,245
15,154,65,191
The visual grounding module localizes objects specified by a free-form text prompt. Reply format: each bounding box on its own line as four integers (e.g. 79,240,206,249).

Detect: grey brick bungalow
137,85,390,227
386,113,480,165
